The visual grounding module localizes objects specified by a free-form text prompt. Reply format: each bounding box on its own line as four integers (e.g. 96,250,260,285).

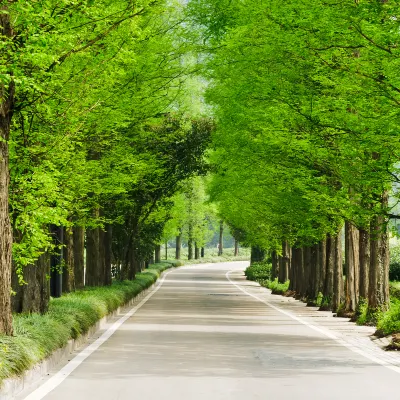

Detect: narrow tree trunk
201,247,205,258
0,6,14,335
271,250,278,280
86,227,100,286
303,246,311,299
308,244,319,302
165,240,168,260
332,232,343,312
359,228,370,300
345,222,360,312
73,226,85,289
234,239,239,256
63,227,75,293
318,239,327,295
175,233,182,259
155,245,161,263
324,235,334,303
98,228,106,287
50,225,63,298
279,241,290,283
195,244,200,260
104,224,113,286
188,224,194,260
218,221,224,256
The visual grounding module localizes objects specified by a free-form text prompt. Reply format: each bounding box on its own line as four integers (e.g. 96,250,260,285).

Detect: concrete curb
0,270,168,400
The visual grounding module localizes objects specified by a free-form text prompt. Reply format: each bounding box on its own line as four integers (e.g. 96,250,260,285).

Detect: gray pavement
21,262,400,400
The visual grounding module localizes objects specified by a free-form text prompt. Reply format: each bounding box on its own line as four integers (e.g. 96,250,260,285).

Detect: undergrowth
245,263,289,294
0,260,179,386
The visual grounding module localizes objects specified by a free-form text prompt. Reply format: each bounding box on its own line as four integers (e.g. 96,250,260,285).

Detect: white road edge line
226,270,400,375
23,269,175,400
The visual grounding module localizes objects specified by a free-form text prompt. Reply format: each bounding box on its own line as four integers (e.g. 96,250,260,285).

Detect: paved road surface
21,262,400,400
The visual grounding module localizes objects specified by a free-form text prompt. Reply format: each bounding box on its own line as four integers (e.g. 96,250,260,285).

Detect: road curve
20,262,400,400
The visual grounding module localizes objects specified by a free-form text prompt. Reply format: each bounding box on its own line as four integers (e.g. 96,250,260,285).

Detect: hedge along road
19,262,400,400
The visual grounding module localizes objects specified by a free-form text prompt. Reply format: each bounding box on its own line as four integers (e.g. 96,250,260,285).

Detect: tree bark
303,246,311,299
155,244,161,263
332,232,343,312
271,250,278,280
279,241,290,283
218,221,223,256
86,226,100,286
359,228,370,300
104,224,113,286
318,239,327,295
195,244,200,259
73,226,85,289
12,252,51,314
234,239,239,256
165,241,168,260
0,5,14,335
175,233,182,259
63,227,75,293
201,247,205,258
188,223,194,260
324,235,334,303
345,222,360,312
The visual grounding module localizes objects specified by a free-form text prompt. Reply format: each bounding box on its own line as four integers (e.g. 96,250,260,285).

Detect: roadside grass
0,260,180,387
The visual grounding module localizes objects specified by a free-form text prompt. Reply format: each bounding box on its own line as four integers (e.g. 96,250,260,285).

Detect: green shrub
0,261,178,386
376,298,400,335
267,278,289,295
390,262,400,282
245,262,272,282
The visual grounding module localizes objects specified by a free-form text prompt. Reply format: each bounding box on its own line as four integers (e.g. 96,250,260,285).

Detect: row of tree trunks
250,246,265,264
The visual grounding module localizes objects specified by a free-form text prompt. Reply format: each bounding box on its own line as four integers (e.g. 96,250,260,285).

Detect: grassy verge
0,260,180,387
171,247,251,265
244,262,290,294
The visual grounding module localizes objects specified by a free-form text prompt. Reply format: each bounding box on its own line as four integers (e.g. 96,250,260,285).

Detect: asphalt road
21,262,400,400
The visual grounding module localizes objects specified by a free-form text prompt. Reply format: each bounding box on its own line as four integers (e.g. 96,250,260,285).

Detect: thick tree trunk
155,245,161,263
290,247,301,293
195,244,200,260
345,222,360,312
73,226,85,289
0,7,14,335
104,224,113,286
218,221,224,256
369,206,390,310
86,227,100,286
359,228,370,300
12,252,51,314
332,232,343,312
63,227,75,293
234,240,239,256
175,233,182,259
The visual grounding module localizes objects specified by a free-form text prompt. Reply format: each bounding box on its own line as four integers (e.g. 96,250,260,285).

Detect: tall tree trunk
50,225,63,298
155,245,161,263
368,196,390,310
271,250,278,280
188,223,194,260
308,244,319,302
289,247,300,292
63,227,75,293
73,226,85,289
332,232,343,312
104,224,113,286
175,232,182,259
12,251,51,314
303,246,311,299
98,228,106,286
279,241,290,283
234,239,239,256
318,239,327,295
0,6,14,335
86,226,100,286
345,222,360,312
324,235,334,303
359,228,370,300
201,247,205,258
195,244,200,260
218,221,224,256
165,240,168,260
